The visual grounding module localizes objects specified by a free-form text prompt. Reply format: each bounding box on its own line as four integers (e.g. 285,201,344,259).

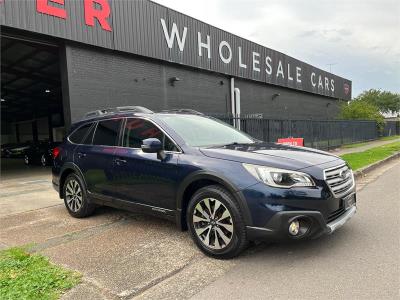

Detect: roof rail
116,106,153,114
83,106,153,119
160,109,204,115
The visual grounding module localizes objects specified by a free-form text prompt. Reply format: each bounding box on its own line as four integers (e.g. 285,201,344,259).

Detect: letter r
84,0,112,32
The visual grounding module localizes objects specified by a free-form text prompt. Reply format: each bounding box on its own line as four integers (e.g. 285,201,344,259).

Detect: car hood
200,143,342,170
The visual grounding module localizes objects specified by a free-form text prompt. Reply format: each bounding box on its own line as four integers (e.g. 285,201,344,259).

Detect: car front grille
324,164,354,198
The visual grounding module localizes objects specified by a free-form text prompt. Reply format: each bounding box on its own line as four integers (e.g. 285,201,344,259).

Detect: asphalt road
191,160,400,300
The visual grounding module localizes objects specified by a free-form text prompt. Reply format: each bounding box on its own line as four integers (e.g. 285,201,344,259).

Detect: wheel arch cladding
59,163,86,198
177,173,252,230
59,168,76,198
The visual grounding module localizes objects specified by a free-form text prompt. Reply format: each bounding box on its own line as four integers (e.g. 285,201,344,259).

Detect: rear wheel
63,173,95,218
24,155,30,165
187,185,248,259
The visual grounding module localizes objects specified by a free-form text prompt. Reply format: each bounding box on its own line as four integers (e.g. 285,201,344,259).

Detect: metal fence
211,115,384,150
383,121,400,137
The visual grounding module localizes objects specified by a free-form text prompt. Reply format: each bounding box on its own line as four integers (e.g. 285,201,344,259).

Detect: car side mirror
141,138,163,153
142,138,167,160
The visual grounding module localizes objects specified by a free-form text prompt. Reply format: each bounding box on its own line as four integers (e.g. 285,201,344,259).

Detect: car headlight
243,163,315,188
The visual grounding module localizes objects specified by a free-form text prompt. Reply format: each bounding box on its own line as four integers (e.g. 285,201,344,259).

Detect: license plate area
343,193,356,210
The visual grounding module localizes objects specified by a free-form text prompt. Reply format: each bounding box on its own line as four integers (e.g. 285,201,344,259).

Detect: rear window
92,119,122,146
82,124,96,145
69,123,93,144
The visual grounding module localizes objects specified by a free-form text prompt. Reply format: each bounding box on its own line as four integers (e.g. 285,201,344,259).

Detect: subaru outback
52,106,356,258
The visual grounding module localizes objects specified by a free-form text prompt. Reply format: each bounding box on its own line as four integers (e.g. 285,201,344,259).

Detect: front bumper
326,205,356,234
246,203,357,241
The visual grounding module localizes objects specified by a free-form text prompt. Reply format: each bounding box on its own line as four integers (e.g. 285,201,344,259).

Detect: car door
74,118,123,197
111,117,180,210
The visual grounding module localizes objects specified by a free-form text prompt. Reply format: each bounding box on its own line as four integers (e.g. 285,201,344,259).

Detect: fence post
340,122,343,146
310,120,314,148
327,121,330,150
397,120,400,135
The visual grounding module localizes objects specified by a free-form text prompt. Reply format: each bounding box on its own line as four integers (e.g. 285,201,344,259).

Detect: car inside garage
1,34,64,177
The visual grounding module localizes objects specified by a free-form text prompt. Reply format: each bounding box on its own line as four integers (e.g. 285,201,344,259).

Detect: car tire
24,155,30,165
63,173,96,218
187,185,248,259
40,154,47,167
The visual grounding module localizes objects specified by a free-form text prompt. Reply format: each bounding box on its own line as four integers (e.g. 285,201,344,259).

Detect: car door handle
115,158,127,165
77,152,87,158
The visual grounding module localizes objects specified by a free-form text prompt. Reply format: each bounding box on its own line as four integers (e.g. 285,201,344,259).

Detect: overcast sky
153,0,400,97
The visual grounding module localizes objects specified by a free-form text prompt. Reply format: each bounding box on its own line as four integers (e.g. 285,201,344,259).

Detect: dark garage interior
1,34,64,175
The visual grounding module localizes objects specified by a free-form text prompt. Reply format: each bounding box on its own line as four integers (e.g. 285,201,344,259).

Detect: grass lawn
340,141,400,170
342,135,400,149
0,247,81,300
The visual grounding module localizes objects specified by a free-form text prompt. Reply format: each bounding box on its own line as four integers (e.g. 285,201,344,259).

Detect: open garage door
1,34,64,177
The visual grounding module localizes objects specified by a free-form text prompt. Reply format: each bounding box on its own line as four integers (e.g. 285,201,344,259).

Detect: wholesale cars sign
1,0,352,100
159,18,347,99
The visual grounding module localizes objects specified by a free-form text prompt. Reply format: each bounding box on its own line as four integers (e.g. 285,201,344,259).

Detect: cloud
153,0,400,96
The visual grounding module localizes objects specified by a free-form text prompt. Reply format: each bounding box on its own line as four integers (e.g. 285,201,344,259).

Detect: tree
338,99,385,132
355,89,400,115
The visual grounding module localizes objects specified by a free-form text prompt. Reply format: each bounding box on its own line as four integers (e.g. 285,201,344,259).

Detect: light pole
326,63,338,73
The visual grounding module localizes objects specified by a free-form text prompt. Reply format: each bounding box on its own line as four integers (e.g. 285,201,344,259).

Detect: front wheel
187,185,248,259
63,173,96,218
24,155,30,165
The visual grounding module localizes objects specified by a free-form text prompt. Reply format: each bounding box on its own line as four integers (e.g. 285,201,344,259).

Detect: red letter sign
277,138,304,147
36,0,67,19
84,0,112,31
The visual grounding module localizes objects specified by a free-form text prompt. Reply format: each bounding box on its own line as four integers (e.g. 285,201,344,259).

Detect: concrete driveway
0,158,399,299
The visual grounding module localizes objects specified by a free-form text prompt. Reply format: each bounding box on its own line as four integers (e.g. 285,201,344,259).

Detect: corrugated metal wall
1,0,352,100
2,0,113,48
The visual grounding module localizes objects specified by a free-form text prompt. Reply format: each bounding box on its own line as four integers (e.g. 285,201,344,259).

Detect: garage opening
1,35,64,177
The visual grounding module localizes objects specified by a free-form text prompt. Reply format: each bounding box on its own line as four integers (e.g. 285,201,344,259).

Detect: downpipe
230,77,236,128
234,87,241,130
230,77,241,130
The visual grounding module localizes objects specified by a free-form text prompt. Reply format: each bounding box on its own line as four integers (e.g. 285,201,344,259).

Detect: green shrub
339,100,385,133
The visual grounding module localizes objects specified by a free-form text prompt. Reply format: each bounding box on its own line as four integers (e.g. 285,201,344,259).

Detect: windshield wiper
223,142,240,146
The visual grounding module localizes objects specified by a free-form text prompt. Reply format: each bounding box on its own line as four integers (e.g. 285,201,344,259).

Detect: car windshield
158,114,255,147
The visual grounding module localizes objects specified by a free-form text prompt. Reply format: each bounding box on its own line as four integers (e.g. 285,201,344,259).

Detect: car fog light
289,220,300,236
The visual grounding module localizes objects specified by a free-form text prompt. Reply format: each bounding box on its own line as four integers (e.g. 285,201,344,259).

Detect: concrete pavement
0,158,399,299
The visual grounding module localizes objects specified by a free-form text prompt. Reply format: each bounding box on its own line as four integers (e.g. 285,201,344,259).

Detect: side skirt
87,192,176,222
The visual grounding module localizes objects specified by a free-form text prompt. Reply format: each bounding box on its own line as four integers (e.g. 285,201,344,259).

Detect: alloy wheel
192,198,234,250
24,155,29,165
65,179,83,212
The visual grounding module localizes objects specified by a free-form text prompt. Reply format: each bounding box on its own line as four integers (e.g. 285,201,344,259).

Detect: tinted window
82,124,96,145
69,123,93,144
158,115,254,147
92,119,122,146
123,118,178,151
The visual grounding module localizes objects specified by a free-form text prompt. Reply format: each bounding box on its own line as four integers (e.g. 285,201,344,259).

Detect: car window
69,123,93,144
82,123,96,145
158,115,255,147
92,119,122,146
123,118,178,152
